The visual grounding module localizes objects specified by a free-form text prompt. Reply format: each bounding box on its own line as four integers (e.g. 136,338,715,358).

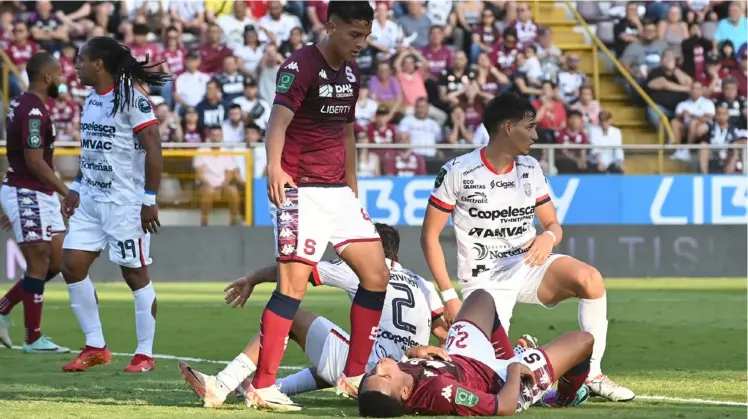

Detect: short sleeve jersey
4,93,56,194
79,86,157,204
429,149,551,283
309,258,443,371
273,45,359,185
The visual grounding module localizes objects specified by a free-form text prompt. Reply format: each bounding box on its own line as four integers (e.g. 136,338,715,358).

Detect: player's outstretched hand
224,276,254,308
521,233,554,267
61,190,80,218
0,213,10,232
443,298,462,327
406,345,451,361
267,166,297,207
141,205,161,234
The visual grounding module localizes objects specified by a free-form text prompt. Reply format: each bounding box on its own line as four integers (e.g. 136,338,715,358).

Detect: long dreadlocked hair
85,36,171,116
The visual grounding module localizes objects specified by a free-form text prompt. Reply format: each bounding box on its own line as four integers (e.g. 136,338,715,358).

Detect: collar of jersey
480,148,515,175
94,85,115,96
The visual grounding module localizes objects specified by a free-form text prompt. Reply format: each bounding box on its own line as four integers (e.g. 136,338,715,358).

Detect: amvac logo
469,222,530,239
81,139,113,150
468,205,534,220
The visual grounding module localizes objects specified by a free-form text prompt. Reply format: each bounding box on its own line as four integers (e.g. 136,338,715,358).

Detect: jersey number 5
391,283,417,334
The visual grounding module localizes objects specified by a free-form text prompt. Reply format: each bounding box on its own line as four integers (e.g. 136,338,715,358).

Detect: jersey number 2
391,283,417,334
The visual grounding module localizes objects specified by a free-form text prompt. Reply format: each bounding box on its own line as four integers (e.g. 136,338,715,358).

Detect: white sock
217,353,256,393
133,282,156,357
276,368,319,395
68,277,105,348
578,292,608,379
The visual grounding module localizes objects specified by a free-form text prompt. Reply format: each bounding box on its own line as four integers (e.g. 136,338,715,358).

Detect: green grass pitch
0,279,746,419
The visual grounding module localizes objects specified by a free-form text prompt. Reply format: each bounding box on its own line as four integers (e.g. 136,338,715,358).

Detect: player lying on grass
358,289,593,417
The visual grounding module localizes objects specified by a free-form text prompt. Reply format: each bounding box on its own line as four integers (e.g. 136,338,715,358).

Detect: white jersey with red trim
429,148,552,284
310,258,444,371
79,85,157,205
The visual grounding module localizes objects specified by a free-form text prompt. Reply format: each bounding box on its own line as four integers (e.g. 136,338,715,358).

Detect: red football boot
123,353,156,373
62,346,112,372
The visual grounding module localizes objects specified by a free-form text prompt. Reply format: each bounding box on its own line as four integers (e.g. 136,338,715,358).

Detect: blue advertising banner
253,175,748,226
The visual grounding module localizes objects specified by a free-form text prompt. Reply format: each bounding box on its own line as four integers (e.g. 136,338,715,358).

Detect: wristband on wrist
143,190,157,206
544,230,557,244
70,178,81,193
441,288,458,302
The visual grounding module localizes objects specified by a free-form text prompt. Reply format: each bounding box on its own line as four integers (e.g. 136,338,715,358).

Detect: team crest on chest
524,182,532,197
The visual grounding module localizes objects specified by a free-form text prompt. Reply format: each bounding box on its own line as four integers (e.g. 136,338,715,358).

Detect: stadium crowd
1,0,746,184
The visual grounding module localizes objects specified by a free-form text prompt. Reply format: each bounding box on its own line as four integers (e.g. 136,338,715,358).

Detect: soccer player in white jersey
421,93,635,402
59,37,169,373
178,224,450,409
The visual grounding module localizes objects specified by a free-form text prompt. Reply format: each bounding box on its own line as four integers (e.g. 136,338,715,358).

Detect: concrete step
599,105,646,121
619,127,660,145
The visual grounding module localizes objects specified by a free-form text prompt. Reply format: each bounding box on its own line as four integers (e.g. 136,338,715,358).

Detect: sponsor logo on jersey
490,180,515,189
461,191,488,204
441,385,453,402
320,104,351,114
81,122,116,138
521,172,529,179
87,99,103,107
335,84,354,98
524,182,532,197
80,159,113,172
137,97,152,113
285,61,299,71
81,139,113,150
434,167,447,189
463,179,486,190
28,108,43,117
84,178,113,189
516,162,534,169
468,205,534,220
472,242,528,260
319,84,333,98
276,72,295,93
469,223,530,239
462,164,482,176
319,69,328,80
376,329,419,349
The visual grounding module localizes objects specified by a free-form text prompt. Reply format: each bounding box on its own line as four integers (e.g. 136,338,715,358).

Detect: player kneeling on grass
358,289,593,417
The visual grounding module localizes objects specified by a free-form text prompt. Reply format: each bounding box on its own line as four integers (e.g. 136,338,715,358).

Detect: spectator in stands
398,97,443,158
621,20,668,84
493,27,520,75
510,2,538,48
4,21,39,96
367,105,397,159
163,26,187,78
175,51,211,110
216,0,254,49
444,106,475,145
0,10,11,48
658,5,688,58
572,85,602,127
738,49,748,96
699,103,740,173
702,52,723,96
455,0,483,36
470,8,499,63
370,61,403,117
448,81,492,133
557,53,587,104
715,77,746,127
306,1,330,41
129,23,174,106
46,84,80,143
279,26,304,58
475,52,510,96
233,79,270,130
256,43,284,102
512,46,544,97
671,81,715,161
439,50,475,103
217,55,246,104
536,27,563,80
234,25,266,79
681,22,712,80
28,0,68,54
53,1,95,39
614,2,644,57
197,23,234,75
181,107,203,144
421,25,453,80
205,0,235,21
396,48,447,123
554,110,589,173
533,80,567,143
221,103,245,144
723,129,746,173
588,110,625,174
382,132,427,176
398,1,431,50
370,2,403,60
127,0,171,33
156,103,182,143
196,79,226,131
714,2,747,52
426,0,457,43
646,49,691,129
355,86,379,129
246,122,267,179
358,130,381,177
194,126,241,226
257,1,301,47
170,0,207,36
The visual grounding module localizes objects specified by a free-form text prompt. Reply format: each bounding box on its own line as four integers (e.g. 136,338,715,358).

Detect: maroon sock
343,286,386,377
251,291,300,389
21,275,45,344
0,280,24,315
557,356,591,405
491,313,513,360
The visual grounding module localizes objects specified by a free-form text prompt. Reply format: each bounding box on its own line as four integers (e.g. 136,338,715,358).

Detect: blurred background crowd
0,0,746,222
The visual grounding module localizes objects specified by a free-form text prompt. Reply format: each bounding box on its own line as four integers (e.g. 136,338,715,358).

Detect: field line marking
5,346,747,407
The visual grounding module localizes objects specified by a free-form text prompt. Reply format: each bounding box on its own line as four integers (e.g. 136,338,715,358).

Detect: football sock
578,293,607,378
0,280,23,315
45,270,59,281
217,353,256,393
21,275,45,344
491,311,514,360
276,367,319,395
251,291,300,389
557,356,591,405
68,277,105,348
344,286,386,377
133,282,156,357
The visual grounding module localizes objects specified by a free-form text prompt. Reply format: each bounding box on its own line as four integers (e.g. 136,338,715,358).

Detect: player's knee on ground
572,265,604,299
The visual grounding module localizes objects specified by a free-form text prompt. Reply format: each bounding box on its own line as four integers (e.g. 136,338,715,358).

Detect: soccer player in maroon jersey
358,290,594,417
0,51,70,354
248,1,390,410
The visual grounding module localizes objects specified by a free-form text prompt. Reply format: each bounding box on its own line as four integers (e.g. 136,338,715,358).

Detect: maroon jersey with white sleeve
273,45,359,185
4,93,56,194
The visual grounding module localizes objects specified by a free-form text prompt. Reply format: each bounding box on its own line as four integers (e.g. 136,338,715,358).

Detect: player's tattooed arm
344,123,358,196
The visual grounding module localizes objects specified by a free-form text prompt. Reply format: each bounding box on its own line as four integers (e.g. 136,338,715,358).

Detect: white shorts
0,185,65,244
272,186,380,264
63,197,152,268
304,316,350,386
461,254,569,333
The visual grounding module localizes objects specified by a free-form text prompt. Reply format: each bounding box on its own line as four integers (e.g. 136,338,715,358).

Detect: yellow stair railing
0,48,27,118
545,0,675,173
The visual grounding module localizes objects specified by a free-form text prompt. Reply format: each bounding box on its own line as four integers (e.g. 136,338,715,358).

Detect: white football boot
244,383,302,411
585,374,635,402
178,361,231,408
335,372,364,400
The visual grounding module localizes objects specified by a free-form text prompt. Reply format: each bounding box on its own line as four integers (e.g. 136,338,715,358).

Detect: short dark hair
568,109,584,119
374,223,399,260
541,79,557,89
245,122,261,131
133,23,149,36
359,389,405,418
206,78,221,89
228,103,243,112
503,27,517,39
327,1,374,23
482,92,536,137
208,125,222,132
26,51,57,83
